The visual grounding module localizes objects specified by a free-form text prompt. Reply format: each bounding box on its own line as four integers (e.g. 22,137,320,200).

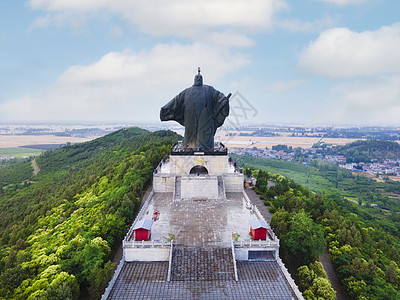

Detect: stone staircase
174,176,181,201
170,247,235,281
217,175,225,199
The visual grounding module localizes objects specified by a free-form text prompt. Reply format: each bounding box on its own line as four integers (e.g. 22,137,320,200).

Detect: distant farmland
0,135,98,159
0,147,43,158
0,135,96,148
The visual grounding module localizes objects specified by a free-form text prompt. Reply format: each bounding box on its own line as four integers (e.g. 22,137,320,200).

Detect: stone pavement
171,247,235,281
140,192,261,247
108,260,297,299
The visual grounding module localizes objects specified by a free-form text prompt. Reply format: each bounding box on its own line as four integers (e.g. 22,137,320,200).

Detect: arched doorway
189,165,208,175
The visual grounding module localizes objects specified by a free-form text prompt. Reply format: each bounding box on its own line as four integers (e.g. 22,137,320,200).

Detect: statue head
194,67,203,86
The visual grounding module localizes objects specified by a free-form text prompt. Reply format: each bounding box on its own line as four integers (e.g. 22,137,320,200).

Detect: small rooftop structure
249,218,269,240
132,219,153,241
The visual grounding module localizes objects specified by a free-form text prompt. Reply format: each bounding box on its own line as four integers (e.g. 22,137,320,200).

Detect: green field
0,147,43,158
231,154,400,212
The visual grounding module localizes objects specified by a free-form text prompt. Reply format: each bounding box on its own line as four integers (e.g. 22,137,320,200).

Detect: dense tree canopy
0,128,180,299
245,162,400,299
336,140,400,163
285,210,325,265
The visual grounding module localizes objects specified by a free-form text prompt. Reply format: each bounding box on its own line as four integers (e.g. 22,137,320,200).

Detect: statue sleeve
160,91,185,126
213,91,230,130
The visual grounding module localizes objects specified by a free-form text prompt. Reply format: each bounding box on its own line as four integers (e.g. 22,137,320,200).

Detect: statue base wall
153,147,243,200
181,176,219,200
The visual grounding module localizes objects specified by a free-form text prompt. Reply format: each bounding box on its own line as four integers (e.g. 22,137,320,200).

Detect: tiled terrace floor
171,247,235,281
137,192,262,247
108,260,297,299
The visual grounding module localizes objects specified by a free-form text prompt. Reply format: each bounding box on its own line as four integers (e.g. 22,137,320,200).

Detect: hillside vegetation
239,156,400,299
335,140,400,163
0,127,179,299
234,154,400,213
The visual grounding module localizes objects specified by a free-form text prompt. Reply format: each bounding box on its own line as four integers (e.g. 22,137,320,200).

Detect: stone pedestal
169,154,229,176
153,148,243,200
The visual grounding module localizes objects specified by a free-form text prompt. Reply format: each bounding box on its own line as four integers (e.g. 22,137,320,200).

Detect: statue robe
160,84,229,150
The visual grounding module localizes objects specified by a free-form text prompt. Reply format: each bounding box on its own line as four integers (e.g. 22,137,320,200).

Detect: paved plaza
132,191,270,247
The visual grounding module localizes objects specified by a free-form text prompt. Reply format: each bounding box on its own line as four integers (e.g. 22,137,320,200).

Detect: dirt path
31,158,40,175
320,248,349,300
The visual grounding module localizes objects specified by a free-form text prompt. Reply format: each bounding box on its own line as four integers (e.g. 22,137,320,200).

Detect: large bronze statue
160,68,230,150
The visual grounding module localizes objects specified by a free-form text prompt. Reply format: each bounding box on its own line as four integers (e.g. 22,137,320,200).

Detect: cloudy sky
1,0,400,126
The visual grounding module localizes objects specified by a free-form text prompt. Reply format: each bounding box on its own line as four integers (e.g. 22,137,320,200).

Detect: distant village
230,146,400,178
0,156,15,160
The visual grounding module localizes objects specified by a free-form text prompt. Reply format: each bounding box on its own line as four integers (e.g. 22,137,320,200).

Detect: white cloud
314,0,366,5
204,32,255,48
278,16,335,33
299,23,400,78
319,75,400,125
108,26,123,38
29,13,52,29
29,11,87,31
267,79,306,91
29,0,286,35
0,43,249,122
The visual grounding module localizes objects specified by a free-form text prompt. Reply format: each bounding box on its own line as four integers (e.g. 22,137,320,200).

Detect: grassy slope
231,154,337,194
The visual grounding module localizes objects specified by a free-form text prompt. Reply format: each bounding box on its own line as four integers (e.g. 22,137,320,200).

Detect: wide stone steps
174,176,181,201
170,247,235,281
217,175,225,199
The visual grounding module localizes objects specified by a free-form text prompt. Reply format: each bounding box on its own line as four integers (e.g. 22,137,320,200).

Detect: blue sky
1,0,400,126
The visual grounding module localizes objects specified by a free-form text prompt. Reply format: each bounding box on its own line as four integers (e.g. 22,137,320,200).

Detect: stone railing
243,190,265,221
124,190,154,242
167,240,174,282
101,255,125,300
154,158,170,174
123,239,171,248
230,239,239,281
276,256,305,300
268,229,277,241
233,239,279,248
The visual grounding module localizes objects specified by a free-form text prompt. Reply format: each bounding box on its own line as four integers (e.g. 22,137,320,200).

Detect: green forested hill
0,127,180,299
335,140,400,163
236,155,400,299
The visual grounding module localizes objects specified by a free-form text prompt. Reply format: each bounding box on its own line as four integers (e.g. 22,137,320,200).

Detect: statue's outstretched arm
160,92,185,126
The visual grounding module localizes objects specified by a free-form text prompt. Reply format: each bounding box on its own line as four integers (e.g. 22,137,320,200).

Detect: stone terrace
108,260,297,299
107,183,300,299
131,192,262,247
